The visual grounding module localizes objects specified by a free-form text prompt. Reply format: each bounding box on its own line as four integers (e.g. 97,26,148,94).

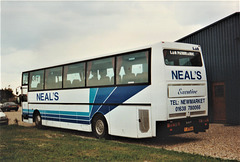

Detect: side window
87,57,115,87
29,70,44,91
63,62,85,88
45,67,62,90
22,72,29,85
116,51,149,84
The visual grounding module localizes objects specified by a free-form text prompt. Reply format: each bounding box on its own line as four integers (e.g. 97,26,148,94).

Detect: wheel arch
33,109,41,122
91,112,108,126
91,112,110,139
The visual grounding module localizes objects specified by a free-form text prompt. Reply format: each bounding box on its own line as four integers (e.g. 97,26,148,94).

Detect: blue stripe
28,115,90,125
23,109,89,117
23,109,34,113
105,85,148,104
60,118,90,124
41,114,90,121
42,114,59,118
89,85,148,117
89,88,98,113
25,109,91,124
38,110,89,117
42,117,90,124
76,112,89,116
93,87,116,104
23,85,149,126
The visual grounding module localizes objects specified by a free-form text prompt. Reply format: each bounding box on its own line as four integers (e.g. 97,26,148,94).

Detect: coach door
212,82,226,123
22,86,28,103
21,72,29,121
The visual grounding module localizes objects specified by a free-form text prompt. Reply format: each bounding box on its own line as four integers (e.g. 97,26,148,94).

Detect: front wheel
92,114,109,139
34,113,42,128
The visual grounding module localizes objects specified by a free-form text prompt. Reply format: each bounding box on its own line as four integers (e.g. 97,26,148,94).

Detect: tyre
92,114,109,139
34,113,42,128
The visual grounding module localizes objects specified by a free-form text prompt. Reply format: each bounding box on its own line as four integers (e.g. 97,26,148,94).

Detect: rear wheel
34,113,42,128
92,114,109,139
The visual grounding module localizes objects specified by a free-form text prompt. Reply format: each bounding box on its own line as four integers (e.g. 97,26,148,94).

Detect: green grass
0,125,230,161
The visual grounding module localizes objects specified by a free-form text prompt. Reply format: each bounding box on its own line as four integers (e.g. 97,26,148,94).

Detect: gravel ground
161,124,240,161
4,107,32,127
4,107,240,161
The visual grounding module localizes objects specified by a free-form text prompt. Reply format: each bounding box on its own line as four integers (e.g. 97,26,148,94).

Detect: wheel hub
95,120,104,135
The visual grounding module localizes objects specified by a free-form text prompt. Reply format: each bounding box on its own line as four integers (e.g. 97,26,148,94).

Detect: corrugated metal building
177,12,240,125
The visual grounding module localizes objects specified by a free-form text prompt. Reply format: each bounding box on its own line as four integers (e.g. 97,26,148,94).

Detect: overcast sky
1,0,239,92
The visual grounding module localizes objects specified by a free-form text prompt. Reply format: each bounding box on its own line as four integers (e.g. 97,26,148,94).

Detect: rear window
163,49,202,66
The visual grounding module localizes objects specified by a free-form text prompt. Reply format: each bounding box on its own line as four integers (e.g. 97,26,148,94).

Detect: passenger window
87,57,115,86
29,70,44,91
45,67,62,89
116,51,149,84
63,62,85,88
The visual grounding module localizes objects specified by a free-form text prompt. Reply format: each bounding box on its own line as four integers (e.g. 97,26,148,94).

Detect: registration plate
184,126,194,132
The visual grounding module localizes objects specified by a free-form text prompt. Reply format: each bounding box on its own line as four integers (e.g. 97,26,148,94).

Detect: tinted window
45,67,62,89
163,49,202,66
116,51,149,84
64,62,85,88
29,70,44,91
87,57,115,86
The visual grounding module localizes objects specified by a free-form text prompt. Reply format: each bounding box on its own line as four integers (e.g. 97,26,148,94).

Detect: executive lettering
178,88,198,95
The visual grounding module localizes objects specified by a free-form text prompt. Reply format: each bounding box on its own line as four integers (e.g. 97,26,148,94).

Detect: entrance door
212,82,226,123
21,86,29,120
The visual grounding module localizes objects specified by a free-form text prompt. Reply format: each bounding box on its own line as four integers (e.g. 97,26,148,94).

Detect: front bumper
0,118,9,125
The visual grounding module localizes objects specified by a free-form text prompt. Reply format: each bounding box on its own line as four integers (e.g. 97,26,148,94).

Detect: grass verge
0,125,229,161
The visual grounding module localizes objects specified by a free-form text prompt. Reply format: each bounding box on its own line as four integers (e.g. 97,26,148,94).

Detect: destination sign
169,50,195,56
